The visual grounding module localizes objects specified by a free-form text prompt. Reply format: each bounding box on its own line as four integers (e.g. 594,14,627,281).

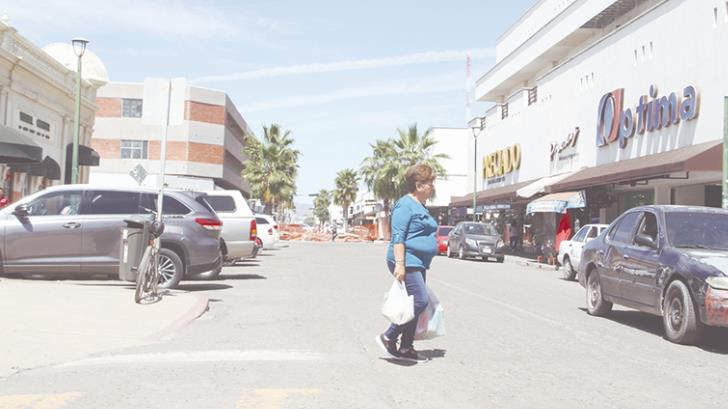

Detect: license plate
481,246,492,254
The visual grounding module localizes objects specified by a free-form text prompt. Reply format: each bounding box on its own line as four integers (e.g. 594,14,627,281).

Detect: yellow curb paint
236,388,320,409
0,392,82,409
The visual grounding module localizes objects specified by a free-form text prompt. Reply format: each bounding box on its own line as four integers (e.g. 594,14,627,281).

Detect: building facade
453,0,727,232
0,20,107,202
90,79,252,195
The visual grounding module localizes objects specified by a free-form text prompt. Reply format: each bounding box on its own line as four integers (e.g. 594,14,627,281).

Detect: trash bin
119,216,151,282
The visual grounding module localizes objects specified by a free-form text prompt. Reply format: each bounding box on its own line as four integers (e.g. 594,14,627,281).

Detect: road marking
58,350,323,368
236,389,320,409
0,392,82,409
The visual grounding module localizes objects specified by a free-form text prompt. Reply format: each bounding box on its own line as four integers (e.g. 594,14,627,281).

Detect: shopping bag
381,279,414,325
415,287,447,340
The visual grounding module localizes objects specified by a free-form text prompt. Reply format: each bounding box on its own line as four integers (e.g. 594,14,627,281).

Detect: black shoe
398,347,428,362
376,334,399,358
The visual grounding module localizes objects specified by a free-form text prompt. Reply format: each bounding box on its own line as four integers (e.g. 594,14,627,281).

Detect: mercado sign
596,85,699,149
483,144,521,179
550,127,579,161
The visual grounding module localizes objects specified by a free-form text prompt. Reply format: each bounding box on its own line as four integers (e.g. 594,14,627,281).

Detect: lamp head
71,38,90,57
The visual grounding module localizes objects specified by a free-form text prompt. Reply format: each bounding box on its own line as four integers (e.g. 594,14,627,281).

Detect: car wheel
663,280,703,344
562,256,576,281
458,245,465,260
481,256,488,262
586,271,612,316
496,256,504,263
158,248,184,289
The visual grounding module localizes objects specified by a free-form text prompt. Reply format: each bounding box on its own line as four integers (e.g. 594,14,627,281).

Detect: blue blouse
386,195,438,270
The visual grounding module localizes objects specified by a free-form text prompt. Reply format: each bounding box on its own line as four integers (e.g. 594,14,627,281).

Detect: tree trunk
343,204,349,232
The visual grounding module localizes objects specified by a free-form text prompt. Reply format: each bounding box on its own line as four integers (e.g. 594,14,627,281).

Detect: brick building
90,79,252,194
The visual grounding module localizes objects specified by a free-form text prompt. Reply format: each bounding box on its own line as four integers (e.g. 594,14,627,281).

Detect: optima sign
596,85,699,148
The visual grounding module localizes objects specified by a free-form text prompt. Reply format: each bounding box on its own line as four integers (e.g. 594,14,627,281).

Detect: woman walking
376,163,438,361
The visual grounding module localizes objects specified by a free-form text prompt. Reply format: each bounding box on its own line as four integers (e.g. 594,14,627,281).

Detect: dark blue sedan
578,205,728,344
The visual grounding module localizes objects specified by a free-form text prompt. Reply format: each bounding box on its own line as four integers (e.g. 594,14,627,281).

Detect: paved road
2,242,728,408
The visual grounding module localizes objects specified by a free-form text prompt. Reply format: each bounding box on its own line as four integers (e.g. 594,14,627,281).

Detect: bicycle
134,213,165,304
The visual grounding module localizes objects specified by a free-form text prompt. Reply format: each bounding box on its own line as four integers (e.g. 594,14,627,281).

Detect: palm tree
334,169,359,232
242,124,300,218
391,124,449,188
313,189,331,229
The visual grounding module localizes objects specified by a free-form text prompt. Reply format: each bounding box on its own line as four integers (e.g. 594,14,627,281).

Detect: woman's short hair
405,163,435,193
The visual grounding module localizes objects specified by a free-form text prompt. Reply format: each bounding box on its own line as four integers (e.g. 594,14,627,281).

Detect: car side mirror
635,233,657,249
12,204,29,217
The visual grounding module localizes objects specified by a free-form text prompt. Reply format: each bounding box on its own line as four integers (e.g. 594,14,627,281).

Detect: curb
150,294,210,341
516,260,560,271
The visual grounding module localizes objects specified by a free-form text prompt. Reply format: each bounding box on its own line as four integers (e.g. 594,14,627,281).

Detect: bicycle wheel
135,246,153,303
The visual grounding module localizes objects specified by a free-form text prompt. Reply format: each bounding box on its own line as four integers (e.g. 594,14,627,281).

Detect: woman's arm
393,243,406,281
390,202,412,282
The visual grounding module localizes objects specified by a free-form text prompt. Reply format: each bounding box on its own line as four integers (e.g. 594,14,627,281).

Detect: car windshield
464,224,497,236
665,212,728,250
438,227,453,236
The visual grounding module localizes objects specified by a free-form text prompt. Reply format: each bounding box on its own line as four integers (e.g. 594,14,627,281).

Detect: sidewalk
502,247,561,271
0,278,209,377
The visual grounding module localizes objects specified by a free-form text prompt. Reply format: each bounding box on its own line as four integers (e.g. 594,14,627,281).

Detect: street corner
148,291,210,341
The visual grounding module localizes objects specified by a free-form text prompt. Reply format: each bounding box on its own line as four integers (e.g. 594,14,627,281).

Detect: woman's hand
394,262,406,282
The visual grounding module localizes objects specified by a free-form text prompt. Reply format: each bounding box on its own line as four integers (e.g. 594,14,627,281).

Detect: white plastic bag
381,279,414,325
415,287,446,340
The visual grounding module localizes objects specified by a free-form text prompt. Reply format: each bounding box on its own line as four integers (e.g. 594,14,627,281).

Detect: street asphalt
2,241,728,408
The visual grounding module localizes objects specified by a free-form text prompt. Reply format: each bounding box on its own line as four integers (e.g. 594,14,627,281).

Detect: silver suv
0,185,223,288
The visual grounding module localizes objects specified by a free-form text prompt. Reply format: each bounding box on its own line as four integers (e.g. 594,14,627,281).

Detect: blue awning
527,191,586,214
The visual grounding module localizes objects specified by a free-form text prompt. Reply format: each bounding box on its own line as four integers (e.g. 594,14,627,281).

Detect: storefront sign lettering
483,144,521,179
550,127,579,161
596,85,699,149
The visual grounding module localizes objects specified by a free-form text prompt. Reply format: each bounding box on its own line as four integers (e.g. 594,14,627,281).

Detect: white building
453,0,727,226
427,127,470,224
0,19,107,202
90,79,252,195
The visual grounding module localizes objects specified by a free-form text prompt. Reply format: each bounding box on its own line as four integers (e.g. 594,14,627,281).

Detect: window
204,196,236,213
19,112,33,125
501,103,509,119
141,193,190,215
572,226,589,243
636,212,659,244
714,7,719,28
528,88,537,106
256,217,270,225
84,190,142,215
36,119,51,132
122,99,143,118
26,191,83,216
588,227,600,239
611,212,641,244
120,140,148,159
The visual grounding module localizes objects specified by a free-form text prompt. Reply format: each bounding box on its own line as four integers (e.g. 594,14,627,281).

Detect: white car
558,223,608,281
255,214,279,249
203,190,257,263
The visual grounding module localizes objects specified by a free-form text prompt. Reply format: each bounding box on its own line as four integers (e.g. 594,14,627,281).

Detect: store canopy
450,179,535,208
9,156,61,180
516,171,578,199
66,143,100,167
547,140,722,193
0,125,43,164
527,191,586,214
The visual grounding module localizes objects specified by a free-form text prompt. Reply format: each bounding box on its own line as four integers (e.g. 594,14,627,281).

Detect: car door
80,189,143,274
574,226,599,266
4,189,84,274
566,226,589,265
621,211,662,311
602,211,641,300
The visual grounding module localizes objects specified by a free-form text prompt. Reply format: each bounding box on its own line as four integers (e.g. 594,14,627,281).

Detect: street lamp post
471,117,485,222
70,37,89,185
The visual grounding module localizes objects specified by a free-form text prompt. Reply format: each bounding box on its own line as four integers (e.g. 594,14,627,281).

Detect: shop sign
550,127,579,161
596,85,699,149
483,144,521,179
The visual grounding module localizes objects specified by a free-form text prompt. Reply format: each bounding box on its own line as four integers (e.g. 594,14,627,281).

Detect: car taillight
268,228,273,235
274,225,279,230
195,218,222,231
250,219,257,241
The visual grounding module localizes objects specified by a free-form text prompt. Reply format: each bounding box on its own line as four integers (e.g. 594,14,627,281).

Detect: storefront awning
9,156,61,180
0,125,43,164
516,171,578,199
527,191,586,214
66,143,100,167
450,179,536,208
547,140,722,193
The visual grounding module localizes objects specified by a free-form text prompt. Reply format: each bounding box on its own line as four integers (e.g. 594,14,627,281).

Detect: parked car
0,185,222,288
558,223,608,280
436,225,453,255
202,190,257,266
578,205,728,344
255,214,279,249
447,222,505,262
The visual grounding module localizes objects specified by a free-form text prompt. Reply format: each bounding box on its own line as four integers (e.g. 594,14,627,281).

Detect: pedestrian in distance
0,187,8,208
331,223,338,242
376,163,438,361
